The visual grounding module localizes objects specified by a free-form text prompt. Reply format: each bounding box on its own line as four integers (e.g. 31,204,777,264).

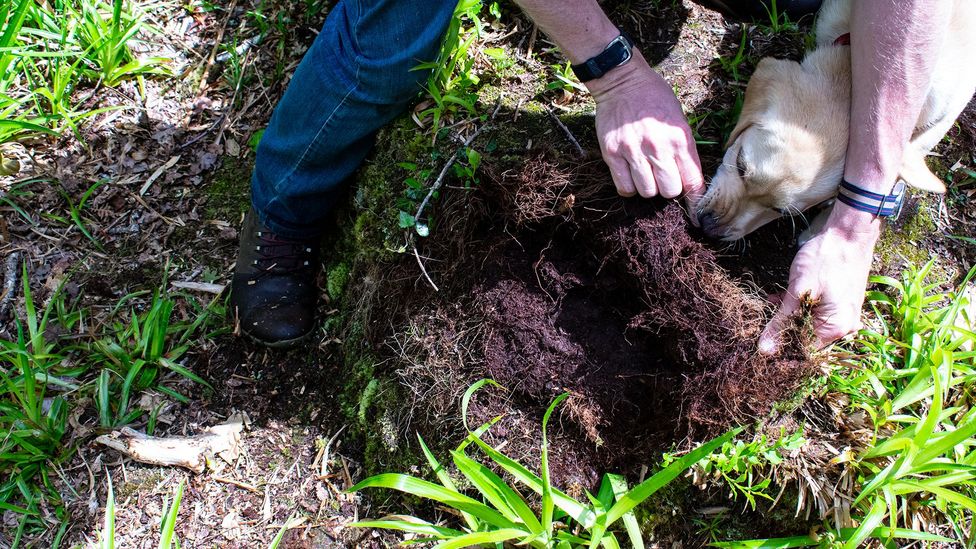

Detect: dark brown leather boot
230,209,320,348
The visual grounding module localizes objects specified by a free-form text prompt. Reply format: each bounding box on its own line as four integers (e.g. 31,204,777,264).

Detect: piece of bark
96,414,246,473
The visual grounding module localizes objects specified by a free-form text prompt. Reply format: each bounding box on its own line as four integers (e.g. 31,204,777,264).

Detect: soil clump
372,150,817,485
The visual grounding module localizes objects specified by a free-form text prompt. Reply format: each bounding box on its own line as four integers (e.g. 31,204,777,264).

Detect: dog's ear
725,121,752,149
899,150,947,193
725,58,798,149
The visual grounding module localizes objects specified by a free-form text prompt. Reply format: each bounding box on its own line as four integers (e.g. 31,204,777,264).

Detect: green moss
204,156,253,221
115,469,166,501
351,120,432,258
874,197,939,271
326,262,350,301
358,378,379,424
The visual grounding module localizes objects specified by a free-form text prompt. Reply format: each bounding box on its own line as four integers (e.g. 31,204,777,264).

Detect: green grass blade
418,434,478,532
158,481,184,549
99,474,115,549
351,516,464,539
0,118,60,135
910,362,945,447
451,449,542,533
541,393,569,537
349,474,517,528
916,412,976,464
467,435,597,527
600,532,622,549
267,520,289,549
892,480,976,513
606,474,644,549
852,450,911,507
711,536,818,548
842,496,887,549
97,369,113,427
432,528,527,549
461,378,502,431
606,428,740,525
712,527,952,549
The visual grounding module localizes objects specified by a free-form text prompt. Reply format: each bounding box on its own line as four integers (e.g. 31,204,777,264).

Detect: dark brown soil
381,149,817,487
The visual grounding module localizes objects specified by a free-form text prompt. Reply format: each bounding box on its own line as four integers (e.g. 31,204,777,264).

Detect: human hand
758,206,882,352
586,51,705,218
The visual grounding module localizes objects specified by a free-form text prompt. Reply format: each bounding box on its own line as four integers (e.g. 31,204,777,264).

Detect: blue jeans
252,0,459,238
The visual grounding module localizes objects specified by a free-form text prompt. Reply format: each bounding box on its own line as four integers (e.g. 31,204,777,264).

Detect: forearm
511,0,645,97
511,0,618,64
833,0,950,235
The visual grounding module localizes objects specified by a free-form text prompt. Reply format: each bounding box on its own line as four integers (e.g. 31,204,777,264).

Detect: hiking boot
230,209,320,348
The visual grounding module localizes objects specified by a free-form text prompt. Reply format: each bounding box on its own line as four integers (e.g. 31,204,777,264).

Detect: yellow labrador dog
695,0,976,241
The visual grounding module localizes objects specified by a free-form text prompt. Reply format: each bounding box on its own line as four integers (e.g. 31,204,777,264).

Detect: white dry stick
413,97,505,226
413,246,440,292
170,281,226,294
95,413,246,474
0,251,21,319
410,99,503,292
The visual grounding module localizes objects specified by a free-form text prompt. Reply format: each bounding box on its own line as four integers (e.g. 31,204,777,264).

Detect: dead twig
196,0,239,95
0,251,21,320
212,475,261,493
526,23,538,56
179,114,226,149
413,246,440,292
413,97,504,225
546,106,585,159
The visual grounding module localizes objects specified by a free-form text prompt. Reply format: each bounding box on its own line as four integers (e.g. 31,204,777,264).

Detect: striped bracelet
836,179,907,218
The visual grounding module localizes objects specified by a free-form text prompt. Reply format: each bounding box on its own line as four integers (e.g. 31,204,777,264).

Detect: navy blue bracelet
836,179,906,218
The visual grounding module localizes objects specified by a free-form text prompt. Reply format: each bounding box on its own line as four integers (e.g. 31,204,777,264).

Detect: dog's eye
736,149,748,177
773,207,790,216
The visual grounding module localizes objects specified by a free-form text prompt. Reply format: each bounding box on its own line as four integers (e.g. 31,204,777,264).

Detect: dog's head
696,53,946,241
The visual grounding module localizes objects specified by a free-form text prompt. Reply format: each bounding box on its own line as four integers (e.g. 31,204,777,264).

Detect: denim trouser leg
252,0,459,238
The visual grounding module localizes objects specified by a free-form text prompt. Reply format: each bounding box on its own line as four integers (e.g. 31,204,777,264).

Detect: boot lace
252,231,315,275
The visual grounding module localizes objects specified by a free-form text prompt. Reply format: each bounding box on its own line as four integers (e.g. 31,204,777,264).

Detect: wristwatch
570,30,635,83
836,179,907,219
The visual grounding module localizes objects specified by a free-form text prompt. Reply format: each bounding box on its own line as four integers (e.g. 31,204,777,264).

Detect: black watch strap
571,30,635,83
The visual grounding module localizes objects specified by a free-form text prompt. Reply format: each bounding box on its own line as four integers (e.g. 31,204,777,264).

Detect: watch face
571,33,636,82
889,179,907,219
602,36,633,73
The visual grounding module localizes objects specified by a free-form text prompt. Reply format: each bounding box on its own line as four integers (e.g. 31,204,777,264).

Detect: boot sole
240,326,316,350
